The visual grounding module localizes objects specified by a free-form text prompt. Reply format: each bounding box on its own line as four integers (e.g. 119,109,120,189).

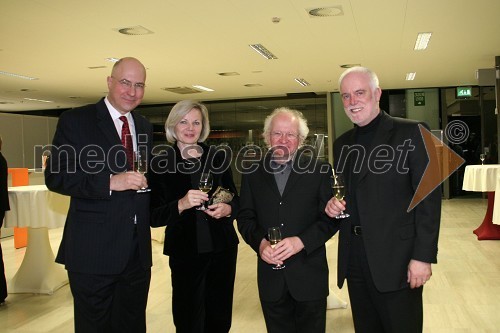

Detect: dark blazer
45,98,153,274
0,152,9,216
237,151,338,302
334,111,442,292
149,143,239,257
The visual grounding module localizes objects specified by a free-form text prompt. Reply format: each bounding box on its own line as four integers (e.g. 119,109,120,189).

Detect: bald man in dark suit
45,57,153,333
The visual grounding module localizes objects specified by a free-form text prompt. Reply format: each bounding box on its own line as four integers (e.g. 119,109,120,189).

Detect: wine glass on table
332,173,349,218
133,149,151,193
268,226,286,270
197,172,213,210
480,154,485,165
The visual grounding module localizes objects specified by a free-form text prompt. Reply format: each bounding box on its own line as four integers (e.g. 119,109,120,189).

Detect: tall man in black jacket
45,57,153,333
325,66,442,332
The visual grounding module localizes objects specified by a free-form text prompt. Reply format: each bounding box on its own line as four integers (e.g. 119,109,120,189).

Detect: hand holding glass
134,150,151,193
268,226,285,270
197,173,213,210
332,174,349,218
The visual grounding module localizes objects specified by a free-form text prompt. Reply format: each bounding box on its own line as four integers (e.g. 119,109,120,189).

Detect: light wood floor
1,197,499,332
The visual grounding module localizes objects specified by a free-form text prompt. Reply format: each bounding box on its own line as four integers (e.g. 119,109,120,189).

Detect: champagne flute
332,173,349,218
134,149,151,193
268,226,285,270
480,154,485,165
197,172,213,210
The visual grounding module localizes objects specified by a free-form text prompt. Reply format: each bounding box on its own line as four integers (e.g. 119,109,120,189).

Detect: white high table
462,165,500,240
4,185,70,294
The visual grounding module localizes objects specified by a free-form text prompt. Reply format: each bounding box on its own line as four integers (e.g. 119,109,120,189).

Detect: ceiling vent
307,6,344,17
161,87,202,94
117,25,154,35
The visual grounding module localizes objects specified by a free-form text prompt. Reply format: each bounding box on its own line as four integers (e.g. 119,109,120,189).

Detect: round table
4,185,70,294
462,165,500,240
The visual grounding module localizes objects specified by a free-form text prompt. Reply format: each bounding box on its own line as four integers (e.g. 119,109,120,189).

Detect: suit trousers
0,212,7,302
169,246,238,333
346,234,423,333
67,229,151,333
260,283,327,333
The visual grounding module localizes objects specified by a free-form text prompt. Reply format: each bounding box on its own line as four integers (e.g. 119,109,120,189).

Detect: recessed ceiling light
217,72,240,76
23,98,53,103
116,25,154,36
105,58,120,63
307,6,344,17
406,72,416,80
249,44,278,60
340,64,361,69
0,70,38,80
161,87,202,94
414,32,432,50
192,85,214,92
294,78,310,86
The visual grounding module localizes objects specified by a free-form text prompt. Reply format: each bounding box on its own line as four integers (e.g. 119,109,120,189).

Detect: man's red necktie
119,116,134,170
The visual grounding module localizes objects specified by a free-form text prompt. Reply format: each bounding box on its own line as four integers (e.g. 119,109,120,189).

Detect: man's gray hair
338,66,380,91
262,107,309,148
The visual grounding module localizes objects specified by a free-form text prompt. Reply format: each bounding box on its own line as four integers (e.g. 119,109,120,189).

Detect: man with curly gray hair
238,107,338,333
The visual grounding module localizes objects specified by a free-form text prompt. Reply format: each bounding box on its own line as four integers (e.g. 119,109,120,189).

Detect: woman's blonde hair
165,100,210,143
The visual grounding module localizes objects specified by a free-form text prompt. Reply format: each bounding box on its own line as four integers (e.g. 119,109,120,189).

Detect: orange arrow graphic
408,125,465,212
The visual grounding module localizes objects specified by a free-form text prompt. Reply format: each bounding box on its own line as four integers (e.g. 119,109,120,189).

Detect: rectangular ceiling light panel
414,32,432,50
249,44,278,59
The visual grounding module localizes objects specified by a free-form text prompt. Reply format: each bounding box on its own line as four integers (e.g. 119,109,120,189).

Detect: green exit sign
457,86,472,98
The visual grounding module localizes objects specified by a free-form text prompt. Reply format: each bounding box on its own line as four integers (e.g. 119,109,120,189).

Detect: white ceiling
1,0,499,112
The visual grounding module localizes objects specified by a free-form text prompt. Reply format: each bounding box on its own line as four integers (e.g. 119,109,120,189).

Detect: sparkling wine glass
480,154,485,165
332,173,349,219
134,149,151,193
268,226,285,270
197,172,213,210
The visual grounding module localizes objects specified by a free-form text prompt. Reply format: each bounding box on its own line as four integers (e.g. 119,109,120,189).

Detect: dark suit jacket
0,152,9,217
149,143,239,257
45,98,153,275
237,151,338,302
334,111,442,292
